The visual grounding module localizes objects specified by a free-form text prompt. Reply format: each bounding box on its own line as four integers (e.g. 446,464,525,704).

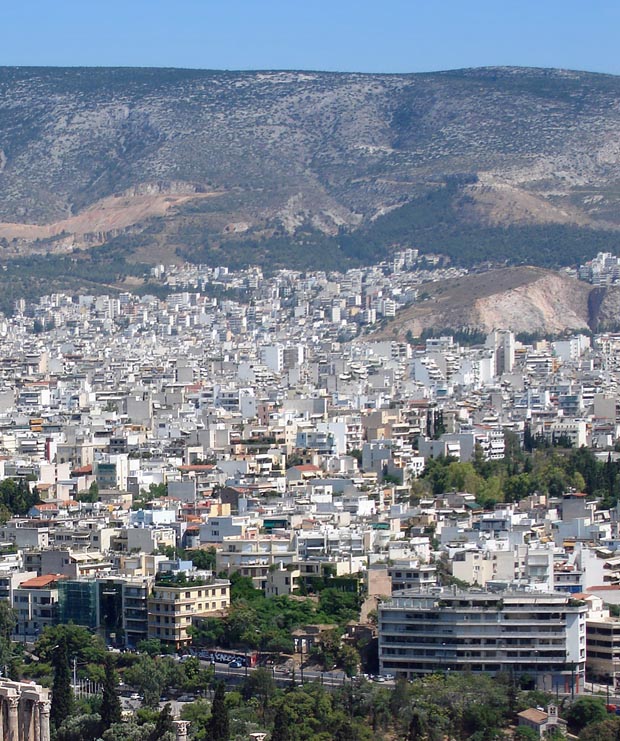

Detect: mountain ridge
2,65,620,273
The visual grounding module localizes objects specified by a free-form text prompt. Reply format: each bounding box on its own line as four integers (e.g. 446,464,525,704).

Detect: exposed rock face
597,287,620,329
375,267,600,338
471,273,591,334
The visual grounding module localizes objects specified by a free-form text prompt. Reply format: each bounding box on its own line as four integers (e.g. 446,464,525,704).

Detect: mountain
1,65,620,279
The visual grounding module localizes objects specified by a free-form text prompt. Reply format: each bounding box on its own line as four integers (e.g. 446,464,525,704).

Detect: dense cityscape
0,248,619,738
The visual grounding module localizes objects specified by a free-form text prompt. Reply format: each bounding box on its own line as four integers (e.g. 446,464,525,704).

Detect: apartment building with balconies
147,575,230,649
379,587,587,693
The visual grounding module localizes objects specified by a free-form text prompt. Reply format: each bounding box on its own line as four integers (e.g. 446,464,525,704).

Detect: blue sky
4,0,620,75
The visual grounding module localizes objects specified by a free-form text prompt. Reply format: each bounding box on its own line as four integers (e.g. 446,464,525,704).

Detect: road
203,660,352,689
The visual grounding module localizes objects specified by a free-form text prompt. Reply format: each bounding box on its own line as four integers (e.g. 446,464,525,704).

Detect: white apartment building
379,587,587,693
216,535,297,591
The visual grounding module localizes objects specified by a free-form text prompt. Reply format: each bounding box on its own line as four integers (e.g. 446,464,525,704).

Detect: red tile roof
72,465,93,475
20,574,65,589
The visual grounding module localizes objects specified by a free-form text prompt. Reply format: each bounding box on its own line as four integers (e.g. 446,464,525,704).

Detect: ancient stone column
32,699,41,741
7,695,19,741
38,700,51,741
173,719,191,741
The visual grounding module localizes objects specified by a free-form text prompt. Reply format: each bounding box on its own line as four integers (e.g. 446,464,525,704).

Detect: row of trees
414,438,620,510
0,476,40,521
177,668,616,741
39,628,192,741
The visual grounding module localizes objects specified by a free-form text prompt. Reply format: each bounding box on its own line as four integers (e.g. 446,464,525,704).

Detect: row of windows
587,650,620,659
14,596,55,605
152,602,221,618
381,661,569,674
382,648,566,659
385,612,566,624
153,587,227,600
154,628,184,638
587,627,620,636
382,635,565,647
382,624,564,635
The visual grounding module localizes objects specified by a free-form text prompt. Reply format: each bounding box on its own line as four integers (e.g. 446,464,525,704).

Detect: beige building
265,563,301,597
147,577,230,648
451,549,515,586
583,593,620,683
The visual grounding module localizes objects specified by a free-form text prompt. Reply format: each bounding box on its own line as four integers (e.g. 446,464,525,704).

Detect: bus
197,648,259,667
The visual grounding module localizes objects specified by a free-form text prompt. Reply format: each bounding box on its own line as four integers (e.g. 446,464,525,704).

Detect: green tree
100,655,122,733
136,638,162,657
36,624,106,665
504,473,534,502
370,688,391,731
311,628,342,670
208,681,229,741
180,699,212,740
270,703,291,741
123,655,175,707
317,589,360,624
187,547,216,571
0,477,40,515
0,600,16,669
102,721,154,741
242,667,276,721
77,481,99,504
148,704,175,741
51,638,74,731
421,455,455,495
407,709,427,741
339,644,360,677
566,696,608,733
56,713,102,741
578,716,620,741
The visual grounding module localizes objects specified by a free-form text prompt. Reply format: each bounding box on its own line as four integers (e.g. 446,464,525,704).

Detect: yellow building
147,576,230,648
